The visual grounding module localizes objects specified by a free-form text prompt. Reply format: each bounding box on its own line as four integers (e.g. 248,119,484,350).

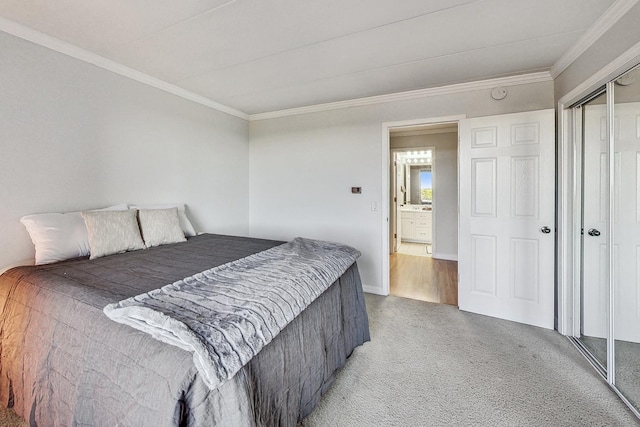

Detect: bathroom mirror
408,165,432,206
396,149,433,206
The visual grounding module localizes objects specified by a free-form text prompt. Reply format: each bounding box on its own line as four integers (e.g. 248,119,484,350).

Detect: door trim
381,115,466,296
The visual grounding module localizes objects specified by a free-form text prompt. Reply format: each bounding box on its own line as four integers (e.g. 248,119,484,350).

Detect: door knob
587,228,601,237
540,226,551,234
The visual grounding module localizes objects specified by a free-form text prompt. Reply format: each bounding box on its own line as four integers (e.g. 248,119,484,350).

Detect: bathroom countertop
400,205,432,212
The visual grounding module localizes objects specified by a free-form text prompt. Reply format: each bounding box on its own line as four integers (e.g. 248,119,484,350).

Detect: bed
0,233,370,426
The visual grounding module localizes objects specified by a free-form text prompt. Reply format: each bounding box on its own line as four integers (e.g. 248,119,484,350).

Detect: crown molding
550,0,639,79
0,17,249,120
0,14,559,123
249,72,552,121
558,39,640,107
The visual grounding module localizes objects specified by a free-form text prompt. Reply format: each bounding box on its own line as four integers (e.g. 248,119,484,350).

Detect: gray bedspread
0,234,370,426
105,238,361,391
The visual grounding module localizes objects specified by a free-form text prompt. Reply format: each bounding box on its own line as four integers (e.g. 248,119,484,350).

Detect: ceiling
0,0,617,115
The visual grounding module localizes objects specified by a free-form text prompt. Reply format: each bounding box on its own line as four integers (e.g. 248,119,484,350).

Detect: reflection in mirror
409,166,432,205
613,64,640,411
579,89,609,371
396,150,433,205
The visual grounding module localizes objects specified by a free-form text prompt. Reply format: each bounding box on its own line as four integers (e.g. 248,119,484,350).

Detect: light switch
371,201,377,211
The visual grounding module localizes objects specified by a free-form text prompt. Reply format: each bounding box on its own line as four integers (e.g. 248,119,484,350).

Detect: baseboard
432,252,458,261
362,284,385,296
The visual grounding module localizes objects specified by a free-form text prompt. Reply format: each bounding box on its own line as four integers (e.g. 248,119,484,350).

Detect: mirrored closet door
574,64,640,416
579,89,609,372
612,65,640,411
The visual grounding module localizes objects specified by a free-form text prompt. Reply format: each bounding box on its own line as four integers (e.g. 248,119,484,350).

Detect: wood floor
390,252,458,306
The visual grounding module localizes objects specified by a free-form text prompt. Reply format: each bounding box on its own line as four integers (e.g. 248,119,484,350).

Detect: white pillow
20,204,128,265
81,209,146,259
138,208,186,248
130,203,196,237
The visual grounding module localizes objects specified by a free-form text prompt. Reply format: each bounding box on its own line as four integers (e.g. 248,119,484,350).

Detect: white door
459,109,555,329
391,157,398,252
393,157,403,252
583,102,640,343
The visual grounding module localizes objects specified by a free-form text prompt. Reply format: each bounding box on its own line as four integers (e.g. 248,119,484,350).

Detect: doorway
387,123,459,305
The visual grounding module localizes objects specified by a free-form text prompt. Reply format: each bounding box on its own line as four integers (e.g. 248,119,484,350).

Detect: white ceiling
0,0,617,114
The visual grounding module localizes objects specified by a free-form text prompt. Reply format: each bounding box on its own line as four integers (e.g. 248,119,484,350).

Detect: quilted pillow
138,208,186,248
81,209,146,259
130,203,196,237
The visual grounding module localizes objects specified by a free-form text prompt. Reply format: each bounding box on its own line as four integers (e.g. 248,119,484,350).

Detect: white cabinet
401,213,414,239
400,210,432,243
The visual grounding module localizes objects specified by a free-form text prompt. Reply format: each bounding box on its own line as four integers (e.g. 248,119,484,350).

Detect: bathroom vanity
400,206,432,243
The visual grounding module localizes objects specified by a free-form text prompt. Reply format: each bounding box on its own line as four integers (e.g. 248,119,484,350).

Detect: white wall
249,81,554,294
391,132,458,260
0,32,250,271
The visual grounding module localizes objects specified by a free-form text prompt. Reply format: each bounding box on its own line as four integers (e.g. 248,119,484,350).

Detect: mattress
0,234,370,426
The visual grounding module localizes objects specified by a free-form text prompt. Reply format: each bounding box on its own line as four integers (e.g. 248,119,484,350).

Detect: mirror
613,64,640,411
396,149,433,205
409,166,432,205
579,89,609,371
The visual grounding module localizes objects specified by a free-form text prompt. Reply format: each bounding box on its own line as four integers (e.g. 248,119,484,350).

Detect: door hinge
394,233,397,238
393,197,397,202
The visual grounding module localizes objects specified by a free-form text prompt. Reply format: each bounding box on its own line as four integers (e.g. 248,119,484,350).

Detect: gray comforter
105,238,361,391
0,234,370,426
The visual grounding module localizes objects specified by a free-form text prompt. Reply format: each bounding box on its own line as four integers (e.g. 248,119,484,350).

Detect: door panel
459,110,555,329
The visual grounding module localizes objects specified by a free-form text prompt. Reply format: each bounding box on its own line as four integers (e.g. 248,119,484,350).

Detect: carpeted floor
2,294,639,426
301,294,640,426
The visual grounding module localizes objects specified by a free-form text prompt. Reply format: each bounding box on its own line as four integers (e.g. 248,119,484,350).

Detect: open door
458,109,555,329
391,155,403,253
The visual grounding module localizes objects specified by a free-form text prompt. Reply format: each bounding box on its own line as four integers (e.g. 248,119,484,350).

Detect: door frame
381,115,465,296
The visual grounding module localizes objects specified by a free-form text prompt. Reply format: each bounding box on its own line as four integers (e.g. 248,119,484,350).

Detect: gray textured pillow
138,208,186,248
81,209,146,259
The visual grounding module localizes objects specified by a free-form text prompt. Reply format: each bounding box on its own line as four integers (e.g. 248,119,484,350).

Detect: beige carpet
2,295,639,426
301,294,640,426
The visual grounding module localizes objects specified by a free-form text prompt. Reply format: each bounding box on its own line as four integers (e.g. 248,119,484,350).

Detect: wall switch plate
371,201,377,211
351,187,362,194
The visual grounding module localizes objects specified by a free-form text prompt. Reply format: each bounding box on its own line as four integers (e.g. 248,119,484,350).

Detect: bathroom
397,151,433,257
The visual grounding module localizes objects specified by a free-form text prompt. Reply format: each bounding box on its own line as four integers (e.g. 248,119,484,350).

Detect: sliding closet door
575,65,640,417
580,90,609,370
613,66,640,409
